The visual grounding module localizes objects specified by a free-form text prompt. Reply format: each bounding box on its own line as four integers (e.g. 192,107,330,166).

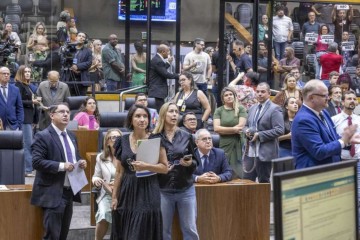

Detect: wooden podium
172,180,270,240
73,130,99,191
0,185,43,239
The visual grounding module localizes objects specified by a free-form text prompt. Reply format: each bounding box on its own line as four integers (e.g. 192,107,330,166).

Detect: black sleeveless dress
111,134,162,240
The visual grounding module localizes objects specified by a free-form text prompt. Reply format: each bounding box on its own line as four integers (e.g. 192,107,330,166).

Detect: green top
214,105,247,178
102,43,124,82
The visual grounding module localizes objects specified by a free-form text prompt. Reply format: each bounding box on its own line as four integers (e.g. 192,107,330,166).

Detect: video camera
59,41,77,68
0,39,18,64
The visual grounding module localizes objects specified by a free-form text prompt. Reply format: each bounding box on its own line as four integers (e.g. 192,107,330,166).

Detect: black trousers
42,188,74,240
154,98,165,113
243,155,272,183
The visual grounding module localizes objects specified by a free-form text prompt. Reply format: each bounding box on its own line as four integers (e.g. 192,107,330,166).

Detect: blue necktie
61,132,74,163
253,104,262,127
1,85,7,102
203,155,209,172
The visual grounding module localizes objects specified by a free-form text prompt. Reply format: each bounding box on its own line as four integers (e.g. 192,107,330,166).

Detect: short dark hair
342,90,356,101
49,103,69,114
135,93,147,101
328,85,341,96
126,104,151,131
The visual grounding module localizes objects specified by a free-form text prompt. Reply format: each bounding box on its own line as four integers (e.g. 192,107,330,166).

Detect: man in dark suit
292,80,357,169
193,129,232,183
148,44,179,111
243,82,284,183
31,103,87,240
37,71,71,130
0,67,24,130
31,36,61,80
325,85,342,117
61,32,92,96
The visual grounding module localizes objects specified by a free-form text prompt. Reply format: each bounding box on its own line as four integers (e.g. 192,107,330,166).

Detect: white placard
305,33,318,43
341,41,355,51
136,138,160,177
337,4,349,10
321,35,334,44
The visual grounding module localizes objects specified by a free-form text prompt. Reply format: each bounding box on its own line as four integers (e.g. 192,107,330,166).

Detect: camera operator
3,23,21,46
0,29,20,77
60,32,92,96
31,36,61,80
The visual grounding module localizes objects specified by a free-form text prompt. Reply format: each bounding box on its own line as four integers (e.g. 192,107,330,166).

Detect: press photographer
60,32,92,96
0,30,19,76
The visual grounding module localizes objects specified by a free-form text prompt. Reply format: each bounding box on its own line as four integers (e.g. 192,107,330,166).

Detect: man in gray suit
37,71,71,130
243,82,284,183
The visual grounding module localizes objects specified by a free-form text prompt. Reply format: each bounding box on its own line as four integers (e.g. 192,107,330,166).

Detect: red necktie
336,106,341,114
348,116,356,157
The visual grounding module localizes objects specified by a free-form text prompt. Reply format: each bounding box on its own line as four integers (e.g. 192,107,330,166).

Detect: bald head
48,71,60,87
303,79,326,100
108,34,118,47
302,79,329,112
158,44,170,58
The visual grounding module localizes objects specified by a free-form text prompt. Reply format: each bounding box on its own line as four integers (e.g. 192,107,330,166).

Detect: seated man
134,93,158,130
180,112,197,134
193,129,232,183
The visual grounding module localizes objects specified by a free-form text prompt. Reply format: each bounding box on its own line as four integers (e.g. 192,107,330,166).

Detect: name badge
176,99,184,107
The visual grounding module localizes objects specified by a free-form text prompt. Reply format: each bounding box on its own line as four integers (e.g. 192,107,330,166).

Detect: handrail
119,85,147,111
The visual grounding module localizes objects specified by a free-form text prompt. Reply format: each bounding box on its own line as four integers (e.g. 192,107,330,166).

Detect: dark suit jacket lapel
194,150,203,171
257,100,271,122
48,125,66,162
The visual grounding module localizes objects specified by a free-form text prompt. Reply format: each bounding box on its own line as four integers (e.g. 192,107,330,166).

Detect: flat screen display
118,0,177,22
273,161,358,240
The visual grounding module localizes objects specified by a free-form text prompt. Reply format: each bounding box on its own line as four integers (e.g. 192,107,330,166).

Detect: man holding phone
193,129,233,183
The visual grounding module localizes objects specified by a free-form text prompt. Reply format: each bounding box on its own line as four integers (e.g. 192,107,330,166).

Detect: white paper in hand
68,161,88,195
136,138,161,177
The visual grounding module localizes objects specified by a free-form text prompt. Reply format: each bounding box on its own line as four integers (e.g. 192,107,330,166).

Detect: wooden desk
0,185,43,239
73,130,99,191
86,152,99,226
172,180,270,240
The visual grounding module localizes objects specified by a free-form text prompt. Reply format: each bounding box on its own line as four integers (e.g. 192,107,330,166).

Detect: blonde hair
221,87,240,117
282,73,298,90
100,128,122,161
153,102,177,134
32,22,47,36
92,39,102,54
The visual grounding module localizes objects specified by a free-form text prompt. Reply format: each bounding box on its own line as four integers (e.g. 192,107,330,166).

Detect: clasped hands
64,159,87,172
197,172,221,184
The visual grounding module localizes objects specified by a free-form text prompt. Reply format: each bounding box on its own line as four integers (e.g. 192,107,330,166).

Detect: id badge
177,99,184,107
181,105,186,112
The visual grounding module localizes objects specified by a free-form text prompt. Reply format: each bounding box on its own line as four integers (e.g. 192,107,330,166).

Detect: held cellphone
183,154,192,160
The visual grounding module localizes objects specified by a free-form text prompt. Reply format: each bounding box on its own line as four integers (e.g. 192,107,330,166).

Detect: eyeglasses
200,137,212,142
196,43,205,46
108,135,119,141
312,94,329,98
54,110,70,115
185,118,197,122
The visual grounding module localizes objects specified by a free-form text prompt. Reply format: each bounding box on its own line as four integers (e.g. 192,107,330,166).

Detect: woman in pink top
74,96,100,130
315,25,331,79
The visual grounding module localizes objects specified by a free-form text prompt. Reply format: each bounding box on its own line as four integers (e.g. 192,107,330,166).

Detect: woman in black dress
111,104,168,240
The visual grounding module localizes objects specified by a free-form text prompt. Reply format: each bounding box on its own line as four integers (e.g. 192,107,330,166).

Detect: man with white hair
193,129,232,183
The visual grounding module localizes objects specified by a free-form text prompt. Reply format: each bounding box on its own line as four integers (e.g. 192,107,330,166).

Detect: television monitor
273,161,359,240
272,156,295,174
118,0,177,22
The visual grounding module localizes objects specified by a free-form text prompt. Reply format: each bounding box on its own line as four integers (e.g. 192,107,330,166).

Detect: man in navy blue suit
31,103,87,240
292,79,357,169
193,129,232,183
0,67,23,130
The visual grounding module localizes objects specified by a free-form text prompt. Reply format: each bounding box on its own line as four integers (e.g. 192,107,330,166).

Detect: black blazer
15,82,38,124
31,125,81,208
148,54,178,99
325,101,341,117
